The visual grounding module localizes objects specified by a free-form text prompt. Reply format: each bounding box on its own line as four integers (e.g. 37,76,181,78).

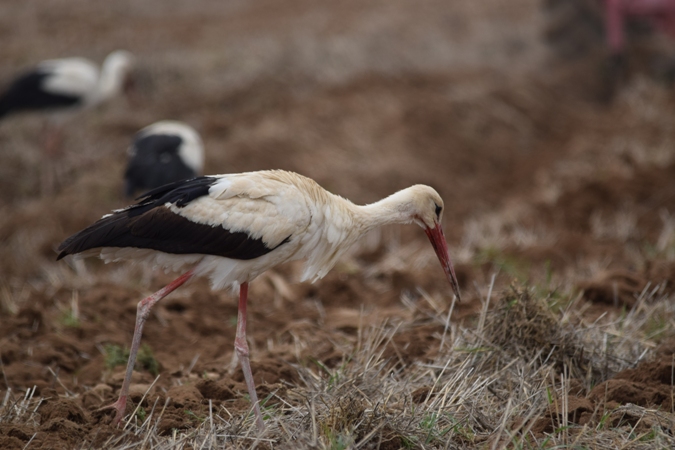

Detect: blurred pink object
605,0,675,53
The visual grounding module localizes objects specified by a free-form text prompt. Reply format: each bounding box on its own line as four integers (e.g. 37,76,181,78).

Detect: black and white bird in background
124,121,204,198
0,50,134,156
57,170,462,431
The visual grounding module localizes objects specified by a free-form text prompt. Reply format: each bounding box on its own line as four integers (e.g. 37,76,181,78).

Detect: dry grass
3,282,674,449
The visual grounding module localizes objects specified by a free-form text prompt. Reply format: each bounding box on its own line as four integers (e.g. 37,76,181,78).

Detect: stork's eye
434,204,442,218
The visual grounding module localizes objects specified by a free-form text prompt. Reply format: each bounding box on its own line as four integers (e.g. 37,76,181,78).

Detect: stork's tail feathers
56,213,133,260
58,177,217,260
0,100,9,119
0,88,17,120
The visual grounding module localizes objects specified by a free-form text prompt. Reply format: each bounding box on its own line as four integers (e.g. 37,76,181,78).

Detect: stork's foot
97,396,128,426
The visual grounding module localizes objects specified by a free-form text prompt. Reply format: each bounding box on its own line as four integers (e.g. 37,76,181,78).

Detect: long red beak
424,223,461,301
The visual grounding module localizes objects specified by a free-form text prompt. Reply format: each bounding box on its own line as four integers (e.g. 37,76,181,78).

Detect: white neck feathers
299,187,421,282
356,189,419,230
94,51,132,104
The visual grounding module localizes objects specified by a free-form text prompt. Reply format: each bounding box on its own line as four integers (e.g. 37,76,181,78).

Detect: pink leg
43,124,64,159
234,282,265,431
39,124,64,195
102,270,195,426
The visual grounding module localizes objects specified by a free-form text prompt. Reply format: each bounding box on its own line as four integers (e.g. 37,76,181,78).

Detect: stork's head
104,50,135,78
402,185,462,301
401,185,444,229
101,50,136,102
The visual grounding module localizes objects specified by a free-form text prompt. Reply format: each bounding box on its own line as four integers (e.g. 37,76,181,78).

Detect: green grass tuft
103,343,159,376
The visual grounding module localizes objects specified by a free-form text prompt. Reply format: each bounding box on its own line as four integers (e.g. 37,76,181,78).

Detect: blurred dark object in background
543,0,675,100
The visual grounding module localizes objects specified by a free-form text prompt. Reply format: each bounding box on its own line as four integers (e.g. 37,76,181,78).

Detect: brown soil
2,0,675,447
532,341,675,434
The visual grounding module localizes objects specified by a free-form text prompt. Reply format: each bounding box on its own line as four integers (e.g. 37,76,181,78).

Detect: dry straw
2,282,674,449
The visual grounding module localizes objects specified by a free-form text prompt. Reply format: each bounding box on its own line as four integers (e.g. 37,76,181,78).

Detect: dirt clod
38,397,88,425
166,385,204,407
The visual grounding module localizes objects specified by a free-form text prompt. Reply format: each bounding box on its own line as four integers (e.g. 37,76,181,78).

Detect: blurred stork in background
0,50,135,154
124,121,205,198
0,50,134,192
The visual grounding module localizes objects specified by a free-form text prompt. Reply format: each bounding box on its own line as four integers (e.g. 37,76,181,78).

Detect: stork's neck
94,55,128,104
353,189,417,232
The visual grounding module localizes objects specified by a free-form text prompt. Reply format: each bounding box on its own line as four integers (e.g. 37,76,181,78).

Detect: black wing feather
57,177,290,261
134,176,215,207
0,70,81,117
124,134,196,197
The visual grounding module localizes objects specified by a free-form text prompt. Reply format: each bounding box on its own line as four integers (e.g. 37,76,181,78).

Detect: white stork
0,50,134,156
57,170,461,431
124,121,204,198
